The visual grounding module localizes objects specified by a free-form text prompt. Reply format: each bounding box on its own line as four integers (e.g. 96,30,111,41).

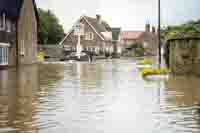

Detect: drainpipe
16,22,19,67
158,0,161,68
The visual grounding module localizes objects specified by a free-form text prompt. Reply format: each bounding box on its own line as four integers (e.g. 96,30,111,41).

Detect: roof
59,15,112,44
120,31,144,40
84,16,112,40
0,0,39,22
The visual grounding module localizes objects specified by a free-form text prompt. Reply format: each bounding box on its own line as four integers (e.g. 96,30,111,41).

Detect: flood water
1,59,200,133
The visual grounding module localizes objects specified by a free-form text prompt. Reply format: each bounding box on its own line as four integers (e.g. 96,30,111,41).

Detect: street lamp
158,0,161,67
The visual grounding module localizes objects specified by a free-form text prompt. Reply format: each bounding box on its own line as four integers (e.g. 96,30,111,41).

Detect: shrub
137,59,153,65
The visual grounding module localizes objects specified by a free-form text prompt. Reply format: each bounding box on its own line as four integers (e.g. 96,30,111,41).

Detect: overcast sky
36,0,200,32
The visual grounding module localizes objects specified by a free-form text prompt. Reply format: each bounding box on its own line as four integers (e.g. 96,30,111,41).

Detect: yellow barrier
37,52,44,62
142,68,170,77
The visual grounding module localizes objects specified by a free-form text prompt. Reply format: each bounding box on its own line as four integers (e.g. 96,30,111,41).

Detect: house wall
120,39,137,48
140,32,158,55
63,18,110,54
17,0,37,65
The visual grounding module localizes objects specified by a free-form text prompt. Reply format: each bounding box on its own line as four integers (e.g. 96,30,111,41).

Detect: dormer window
85,32,94,40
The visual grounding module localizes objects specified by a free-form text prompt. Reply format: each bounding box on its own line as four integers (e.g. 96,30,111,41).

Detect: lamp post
158,0,161,67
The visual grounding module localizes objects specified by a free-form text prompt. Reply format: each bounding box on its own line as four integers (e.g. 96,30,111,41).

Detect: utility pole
158,0,161,67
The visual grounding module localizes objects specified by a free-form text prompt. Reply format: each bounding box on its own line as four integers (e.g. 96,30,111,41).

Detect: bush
131,42,145,56
137,59,153,65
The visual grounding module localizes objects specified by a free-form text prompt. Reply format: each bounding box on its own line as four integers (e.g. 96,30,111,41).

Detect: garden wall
166,34,200,75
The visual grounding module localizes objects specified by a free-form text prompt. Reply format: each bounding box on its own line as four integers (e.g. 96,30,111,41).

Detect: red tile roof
120,31,144,40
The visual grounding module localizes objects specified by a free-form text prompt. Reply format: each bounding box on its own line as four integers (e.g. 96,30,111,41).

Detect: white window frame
0,43,10,66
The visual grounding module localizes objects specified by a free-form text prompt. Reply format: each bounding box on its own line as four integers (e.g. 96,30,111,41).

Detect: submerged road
0,58,200,133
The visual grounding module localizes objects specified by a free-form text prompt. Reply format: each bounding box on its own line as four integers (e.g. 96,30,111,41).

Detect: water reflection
0,65,39,132
165,76,200,106
1,60,200,133
158,76,200,132
0,64,65,133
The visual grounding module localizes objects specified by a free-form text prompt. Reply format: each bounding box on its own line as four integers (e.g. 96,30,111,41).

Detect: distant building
0,0,39,68
59,15,114,55
120,24,158,55
111,27,122,54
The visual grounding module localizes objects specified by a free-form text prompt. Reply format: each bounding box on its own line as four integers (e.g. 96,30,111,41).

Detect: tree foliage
161,19,200,39
38,8,65,44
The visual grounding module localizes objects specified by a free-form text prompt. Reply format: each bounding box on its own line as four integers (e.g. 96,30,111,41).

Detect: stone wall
167,34,200,75
38,45,64,61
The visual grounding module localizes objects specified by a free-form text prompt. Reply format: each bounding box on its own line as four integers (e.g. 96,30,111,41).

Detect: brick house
59,15,114,55
120,24,158,55
0,0,38,68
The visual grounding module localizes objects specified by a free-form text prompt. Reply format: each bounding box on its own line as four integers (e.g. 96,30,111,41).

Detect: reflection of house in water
0,65,39,132
78,63,103,87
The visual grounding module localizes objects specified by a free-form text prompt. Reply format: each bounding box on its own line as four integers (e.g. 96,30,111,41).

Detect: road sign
74,23,84,36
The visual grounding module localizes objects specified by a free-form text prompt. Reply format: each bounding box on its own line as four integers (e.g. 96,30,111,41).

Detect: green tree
161,19,200,39
38,8,65,44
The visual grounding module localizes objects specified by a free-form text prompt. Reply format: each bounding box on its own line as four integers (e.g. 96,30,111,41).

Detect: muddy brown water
0,59,200,133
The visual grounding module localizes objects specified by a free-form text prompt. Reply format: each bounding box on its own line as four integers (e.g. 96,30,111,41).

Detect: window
12,23,16,32
0,15,2,30
20,40,25,56
0,44,9,66
85,32,94,40
92,47,95,51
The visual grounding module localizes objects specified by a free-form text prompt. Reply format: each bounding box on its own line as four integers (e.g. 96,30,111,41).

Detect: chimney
152,26,156,34
145,23,150,32
96,14,102,24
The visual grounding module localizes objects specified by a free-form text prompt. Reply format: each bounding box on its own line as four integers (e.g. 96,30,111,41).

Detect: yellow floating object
142,68,170,77
37,52,44,62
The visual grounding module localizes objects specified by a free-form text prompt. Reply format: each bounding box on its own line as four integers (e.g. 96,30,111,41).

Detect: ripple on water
1,60,200,133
